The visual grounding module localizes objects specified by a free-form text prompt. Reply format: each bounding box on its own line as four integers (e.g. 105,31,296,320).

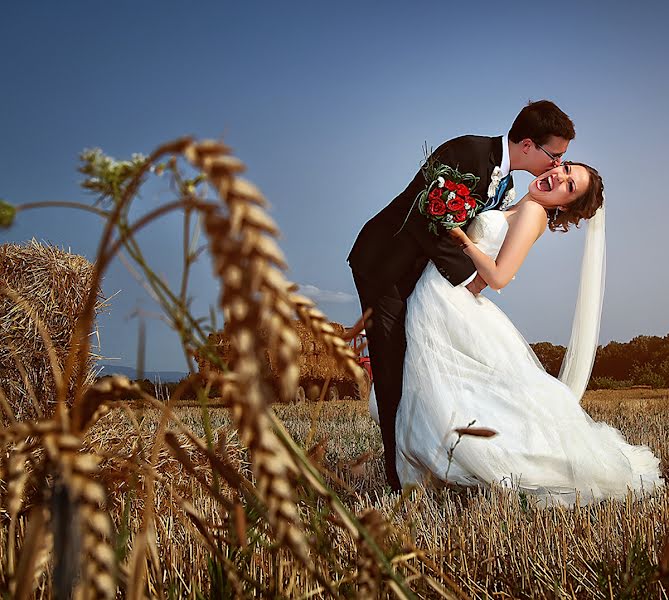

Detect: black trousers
352,269,407,492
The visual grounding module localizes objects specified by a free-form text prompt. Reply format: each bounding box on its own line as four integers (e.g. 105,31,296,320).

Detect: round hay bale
196,319,366,402
0,239,105,420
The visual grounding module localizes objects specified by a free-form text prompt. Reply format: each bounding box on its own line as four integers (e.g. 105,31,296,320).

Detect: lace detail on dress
466,210,509,260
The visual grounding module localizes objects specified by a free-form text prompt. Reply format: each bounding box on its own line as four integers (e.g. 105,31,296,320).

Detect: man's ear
521,138,533,154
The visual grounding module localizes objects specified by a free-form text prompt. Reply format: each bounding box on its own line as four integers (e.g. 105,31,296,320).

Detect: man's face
525,135,570,176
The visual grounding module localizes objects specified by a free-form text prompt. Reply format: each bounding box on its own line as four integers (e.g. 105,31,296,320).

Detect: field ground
90,388,669,598
5,388,669,598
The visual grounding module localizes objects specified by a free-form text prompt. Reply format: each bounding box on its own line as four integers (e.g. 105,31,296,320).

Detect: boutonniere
487,167,503,199
488,167,516,210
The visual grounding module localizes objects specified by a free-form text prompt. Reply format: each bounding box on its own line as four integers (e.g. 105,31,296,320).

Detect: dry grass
0,389,654,599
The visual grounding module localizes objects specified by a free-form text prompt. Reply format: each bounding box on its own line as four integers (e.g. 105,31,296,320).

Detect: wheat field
4,387,659,599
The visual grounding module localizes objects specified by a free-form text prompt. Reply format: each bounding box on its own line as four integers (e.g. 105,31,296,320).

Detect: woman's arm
450,203,547,291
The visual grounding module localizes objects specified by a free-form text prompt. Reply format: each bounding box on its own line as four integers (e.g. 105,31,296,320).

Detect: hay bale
290,320,350,382
0,239,105,419
198,321,351,380
197,320,363,401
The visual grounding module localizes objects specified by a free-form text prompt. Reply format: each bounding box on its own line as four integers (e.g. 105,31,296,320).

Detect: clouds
298,284,356,304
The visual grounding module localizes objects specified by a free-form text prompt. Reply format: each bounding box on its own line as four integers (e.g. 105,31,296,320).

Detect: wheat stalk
180,140,316,568
44,431,115,599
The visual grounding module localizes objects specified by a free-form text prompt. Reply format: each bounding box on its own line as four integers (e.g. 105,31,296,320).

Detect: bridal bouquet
416,160,482,235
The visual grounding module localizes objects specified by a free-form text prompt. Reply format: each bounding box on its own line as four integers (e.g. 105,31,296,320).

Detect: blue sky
2,1,668,372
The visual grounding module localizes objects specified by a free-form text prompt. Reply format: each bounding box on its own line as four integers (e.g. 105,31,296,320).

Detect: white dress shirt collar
500,134,511,177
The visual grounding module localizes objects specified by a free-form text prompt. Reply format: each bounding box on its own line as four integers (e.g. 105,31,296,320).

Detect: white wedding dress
370,210,662,505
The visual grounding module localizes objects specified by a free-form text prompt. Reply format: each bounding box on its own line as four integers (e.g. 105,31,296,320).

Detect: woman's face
528,164,590,208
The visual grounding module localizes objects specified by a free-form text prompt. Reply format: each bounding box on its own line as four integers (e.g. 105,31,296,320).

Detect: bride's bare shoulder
516,199,547,217
517,200,548,225
509,200,548,237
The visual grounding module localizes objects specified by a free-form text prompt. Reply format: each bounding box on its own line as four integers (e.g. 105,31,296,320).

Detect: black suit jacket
348,135,513,300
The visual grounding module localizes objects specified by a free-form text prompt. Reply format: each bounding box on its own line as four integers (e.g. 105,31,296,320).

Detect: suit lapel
488,136,504,174
478,136,503,207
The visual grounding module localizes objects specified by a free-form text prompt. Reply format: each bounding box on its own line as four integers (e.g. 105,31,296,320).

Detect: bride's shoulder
509,201,548,236
514,199,546,215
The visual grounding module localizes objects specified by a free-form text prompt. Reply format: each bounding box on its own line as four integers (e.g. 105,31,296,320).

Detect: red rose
456,183,470,196
444,180,457,191
465,197,476,209
446,196,466,211
428,198,447,216
455,209,468,222
428,187,442,201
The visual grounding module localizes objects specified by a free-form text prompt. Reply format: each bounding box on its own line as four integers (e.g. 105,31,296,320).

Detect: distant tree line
100,333,669,401
531,334,669,389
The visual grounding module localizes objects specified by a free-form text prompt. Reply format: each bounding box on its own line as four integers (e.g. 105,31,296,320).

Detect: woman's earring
553,207,560,220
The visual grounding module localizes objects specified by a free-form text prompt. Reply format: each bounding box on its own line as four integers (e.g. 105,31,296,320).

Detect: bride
370,162,663,505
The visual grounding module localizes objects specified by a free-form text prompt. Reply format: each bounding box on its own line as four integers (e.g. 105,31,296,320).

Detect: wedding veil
557,199,606,400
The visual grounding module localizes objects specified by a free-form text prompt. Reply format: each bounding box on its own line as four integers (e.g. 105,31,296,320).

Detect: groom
348,100,575,491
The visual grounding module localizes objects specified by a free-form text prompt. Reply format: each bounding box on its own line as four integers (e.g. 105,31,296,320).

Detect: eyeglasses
534,142,565,163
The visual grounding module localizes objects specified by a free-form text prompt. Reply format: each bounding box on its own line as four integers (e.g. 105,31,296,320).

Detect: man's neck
508,139,524,172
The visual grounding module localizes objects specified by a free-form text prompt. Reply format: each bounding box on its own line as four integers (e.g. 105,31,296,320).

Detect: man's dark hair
508,100,575,145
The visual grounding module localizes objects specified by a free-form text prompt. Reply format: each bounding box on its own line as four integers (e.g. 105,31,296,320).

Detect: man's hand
465,273,487,295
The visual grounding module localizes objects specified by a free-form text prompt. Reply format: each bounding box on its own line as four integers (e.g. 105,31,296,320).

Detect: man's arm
405,216,478,285
465,272,487,295
402,137,490,286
